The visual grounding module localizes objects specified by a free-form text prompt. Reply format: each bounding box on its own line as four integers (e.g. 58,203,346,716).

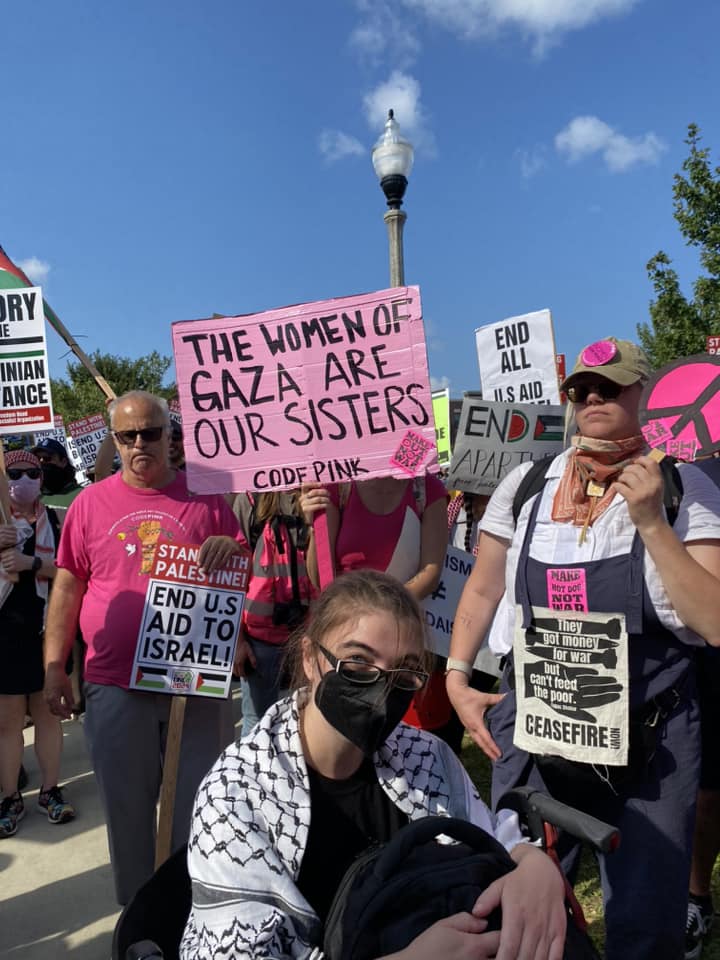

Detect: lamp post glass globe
372,109,414,209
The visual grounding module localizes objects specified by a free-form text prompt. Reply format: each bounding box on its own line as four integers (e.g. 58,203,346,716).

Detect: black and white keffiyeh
180,692,522,960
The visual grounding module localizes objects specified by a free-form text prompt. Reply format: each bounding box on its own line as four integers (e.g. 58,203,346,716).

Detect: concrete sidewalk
2,688,243,959
2,716,119,959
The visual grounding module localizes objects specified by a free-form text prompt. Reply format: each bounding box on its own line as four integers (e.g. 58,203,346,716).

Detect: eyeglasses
7,467,41,480
113,427,165,446
566,381,625,404
317,643,429,692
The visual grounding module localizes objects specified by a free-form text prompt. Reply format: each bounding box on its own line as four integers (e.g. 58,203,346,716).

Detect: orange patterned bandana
551,435,645,540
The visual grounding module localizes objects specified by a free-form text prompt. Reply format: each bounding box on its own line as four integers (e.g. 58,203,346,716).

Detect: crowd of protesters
0,336,719,959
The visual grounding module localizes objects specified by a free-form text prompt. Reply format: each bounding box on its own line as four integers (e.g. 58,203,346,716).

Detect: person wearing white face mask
0,449,74,838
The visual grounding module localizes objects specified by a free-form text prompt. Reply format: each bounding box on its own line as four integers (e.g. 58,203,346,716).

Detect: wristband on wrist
445,657,473,678
31,555,42,574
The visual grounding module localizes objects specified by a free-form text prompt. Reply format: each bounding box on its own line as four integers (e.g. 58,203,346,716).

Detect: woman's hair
284,569,432,690
254,492,283,524
462,492,475,553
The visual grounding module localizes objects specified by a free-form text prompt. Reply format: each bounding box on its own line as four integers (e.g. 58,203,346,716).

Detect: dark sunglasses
113,427,165,446
7,467,42,480
566,381,625,404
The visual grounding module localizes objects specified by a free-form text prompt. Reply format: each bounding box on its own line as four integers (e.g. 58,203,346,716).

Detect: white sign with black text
447,395,565,495
512,605,629,766
67,414,108,471
475,309,561,406
423,545,501,678
130,542,250,699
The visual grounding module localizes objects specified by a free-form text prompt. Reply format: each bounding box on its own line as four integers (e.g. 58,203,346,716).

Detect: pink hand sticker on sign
172,286,437,494
639,353,720,461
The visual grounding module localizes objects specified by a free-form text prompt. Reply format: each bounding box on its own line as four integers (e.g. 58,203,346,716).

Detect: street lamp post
372,109,414,287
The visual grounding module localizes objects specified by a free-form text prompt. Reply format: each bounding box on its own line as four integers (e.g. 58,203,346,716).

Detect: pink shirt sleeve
56,491,91,582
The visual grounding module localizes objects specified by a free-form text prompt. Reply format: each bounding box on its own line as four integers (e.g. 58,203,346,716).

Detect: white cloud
363,71,436,156
17,256,50,285
398,0,641,53
424,316,445,353
430,374,451,391
555,115,666,172
516,145,547,180
318,130,365,163
351,0,422,67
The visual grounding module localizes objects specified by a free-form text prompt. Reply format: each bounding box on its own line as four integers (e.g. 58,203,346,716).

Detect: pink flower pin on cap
581,340,617,367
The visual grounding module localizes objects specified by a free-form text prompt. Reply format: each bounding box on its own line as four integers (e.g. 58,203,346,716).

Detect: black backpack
247,496,310,630
322,816,600,960
511,454,684,527
323,816,513,960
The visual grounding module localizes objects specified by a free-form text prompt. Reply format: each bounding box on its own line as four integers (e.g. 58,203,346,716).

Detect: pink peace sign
639,353,720,461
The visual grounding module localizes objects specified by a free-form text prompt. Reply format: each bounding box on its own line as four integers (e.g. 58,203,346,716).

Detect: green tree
50,350,175,424
638,124,720,367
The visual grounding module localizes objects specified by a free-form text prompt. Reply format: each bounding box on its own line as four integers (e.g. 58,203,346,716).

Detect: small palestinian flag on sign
534,413,564,442
196,671,226,697
134,665,167,691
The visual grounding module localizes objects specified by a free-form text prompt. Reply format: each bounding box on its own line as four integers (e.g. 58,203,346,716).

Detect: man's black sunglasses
7,467,42,480
113,427,165,446
566,381,625,404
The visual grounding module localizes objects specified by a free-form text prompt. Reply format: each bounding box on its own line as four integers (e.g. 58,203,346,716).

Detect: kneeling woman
181,570,566,960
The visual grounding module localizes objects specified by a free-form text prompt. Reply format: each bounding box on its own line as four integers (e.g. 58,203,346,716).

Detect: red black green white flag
0,244,63,336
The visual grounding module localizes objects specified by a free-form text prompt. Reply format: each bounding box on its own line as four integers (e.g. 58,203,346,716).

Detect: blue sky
2,0,719,402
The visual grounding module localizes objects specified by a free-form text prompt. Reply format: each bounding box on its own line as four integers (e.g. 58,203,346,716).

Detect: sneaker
0,792,25,838
686,896,714,960
37,785,75,824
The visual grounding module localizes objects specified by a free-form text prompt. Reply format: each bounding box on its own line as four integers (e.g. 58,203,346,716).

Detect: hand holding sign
611,455,665,533
198,535,245,572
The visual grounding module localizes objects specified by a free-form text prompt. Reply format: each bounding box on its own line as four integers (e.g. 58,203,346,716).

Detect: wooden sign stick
155,694,187,869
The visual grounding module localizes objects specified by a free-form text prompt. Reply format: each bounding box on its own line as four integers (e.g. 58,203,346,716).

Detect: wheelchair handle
498,786,621,854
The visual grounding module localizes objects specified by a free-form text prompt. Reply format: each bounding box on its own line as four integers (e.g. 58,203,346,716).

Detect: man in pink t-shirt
44,391,247,905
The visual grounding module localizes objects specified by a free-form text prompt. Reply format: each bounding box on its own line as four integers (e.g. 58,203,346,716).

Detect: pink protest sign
547,568,588,612
171,286,437,494
639,354,720,461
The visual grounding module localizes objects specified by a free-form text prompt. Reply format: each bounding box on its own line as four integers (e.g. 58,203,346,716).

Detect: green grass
461,736,720,958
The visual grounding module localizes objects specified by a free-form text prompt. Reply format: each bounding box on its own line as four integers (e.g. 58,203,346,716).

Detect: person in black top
0,450,75,838
182,569,566,959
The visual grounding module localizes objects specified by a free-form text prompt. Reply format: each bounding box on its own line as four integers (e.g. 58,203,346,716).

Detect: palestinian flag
1,244,116,405
534,413,565,442
0,244,63,337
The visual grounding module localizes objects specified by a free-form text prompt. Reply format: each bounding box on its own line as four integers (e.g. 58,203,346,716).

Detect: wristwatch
444,657,473,678
31,556,42,574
